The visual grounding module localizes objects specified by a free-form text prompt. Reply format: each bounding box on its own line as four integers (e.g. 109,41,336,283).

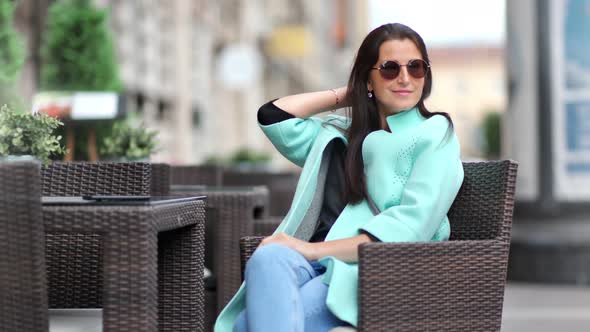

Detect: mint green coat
214,107,464,331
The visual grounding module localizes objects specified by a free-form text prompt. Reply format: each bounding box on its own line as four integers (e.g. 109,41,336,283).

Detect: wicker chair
223,169,299,238
223,169,299,218
42,162,170,196
170,166,297,237
240,160,518,332
169,165,271,331
0,161,48,332
40,162,171,309
170,165,224,186
170,186,269,316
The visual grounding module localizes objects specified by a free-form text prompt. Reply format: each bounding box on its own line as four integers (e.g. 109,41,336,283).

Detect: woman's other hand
259,233,317,261
259,232,373,263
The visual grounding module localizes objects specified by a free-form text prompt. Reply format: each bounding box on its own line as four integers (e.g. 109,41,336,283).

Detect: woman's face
367,38,425,115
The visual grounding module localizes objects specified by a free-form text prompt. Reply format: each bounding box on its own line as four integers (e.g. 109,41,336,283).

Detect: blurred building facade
13,0,504,165
427,46,506,158
14,0,367,167
94,0,368,167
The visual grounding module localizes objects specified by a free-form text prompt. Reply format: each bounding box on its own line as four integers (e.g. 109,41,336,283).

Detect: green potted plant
229,147,272,171
0,0,26,112
0,104,67,163
99,117,159,161
40,0,123,160
481,110,501,159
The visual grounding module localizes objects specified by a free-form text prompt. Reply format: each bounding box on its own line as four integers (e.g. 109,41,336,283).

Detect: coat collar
385,107,423,133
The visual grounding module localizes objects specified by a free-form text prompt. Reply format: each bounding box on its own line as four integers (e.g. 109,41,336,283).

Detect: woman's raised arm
273,87,349,119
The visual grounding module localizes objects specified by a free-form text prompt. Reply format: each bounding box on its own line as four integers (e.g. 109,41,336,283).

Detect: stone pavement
508,215,590,284
502,282,590,332
48,282,590,331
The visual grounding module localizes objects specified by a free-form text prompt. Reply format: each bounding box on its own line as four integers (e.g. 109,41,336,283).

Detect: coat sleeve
259,116,324,168
360,116,464,242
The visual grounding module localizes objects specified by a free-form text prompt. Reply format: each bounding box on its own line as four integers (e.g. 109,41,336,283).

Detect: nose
397,66,410,84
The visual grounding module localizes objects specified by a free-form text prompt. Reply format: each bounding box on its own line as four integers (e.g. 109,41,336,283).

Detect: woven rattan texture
45,233,103,308
170,187,269,314
151,163,171,196
43,200,205,332
0,161,48,332
170,165,224,186
239,161,518,332
240,236,264,281
157,203,205,332
447,161,516,242
42,162,152,196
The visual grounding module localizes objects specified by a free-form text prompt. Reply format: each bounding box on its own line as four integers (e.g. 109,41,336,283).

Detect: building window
157,99,169,121
192,106,201,128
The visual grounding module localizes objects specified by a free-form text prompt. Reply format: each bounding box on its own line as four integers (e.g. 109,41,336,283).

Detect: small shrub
100,118,158,160
0,104,67,163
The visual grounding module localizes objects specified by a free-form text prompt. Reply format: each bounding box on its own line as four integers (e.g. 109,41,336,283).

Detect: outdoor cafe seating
240,160,518,332
1,161,207,332
0,159,517,331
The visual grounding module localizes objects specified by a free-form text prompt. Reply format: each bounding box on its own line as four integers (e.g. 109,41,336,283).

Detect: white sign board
70,92,118,120
216,44,263,89
32,92,120,121
550,0,590,200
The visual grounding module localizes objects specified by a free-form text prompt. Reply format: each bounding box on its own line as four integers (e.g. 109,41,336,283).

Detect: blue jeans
233,243,347,332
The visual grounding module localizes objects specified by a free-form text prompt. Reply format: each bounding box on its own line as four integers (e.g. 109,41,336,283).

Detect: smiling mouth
392,90,412,95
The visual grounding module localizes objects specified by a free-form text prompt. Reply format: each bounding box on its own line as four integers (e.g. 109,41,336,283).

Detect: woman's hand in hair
272,86,350,119
259,233,317,261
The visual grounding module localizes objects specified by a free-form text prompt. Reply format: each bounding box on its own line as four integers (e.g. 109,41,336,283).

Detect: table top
42,195,206,206
170,184,267,193
41,195,206,234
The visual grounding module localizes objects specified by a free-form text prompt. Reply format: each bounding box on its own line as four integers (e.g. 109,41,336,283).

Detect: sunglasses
371,59,430,80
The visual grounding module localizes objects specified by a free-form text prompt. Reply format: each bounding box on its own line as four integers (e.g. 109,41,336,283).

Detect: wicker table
170,186,268,314
42,196,206,332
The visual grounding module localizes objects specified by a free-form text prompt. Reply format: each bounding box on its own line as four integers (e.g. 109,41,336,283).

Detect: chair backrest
41,162,169,196
170,164,223,186
448,160,518,242
0,161,48,331
150,163,171,196
223,170,299,216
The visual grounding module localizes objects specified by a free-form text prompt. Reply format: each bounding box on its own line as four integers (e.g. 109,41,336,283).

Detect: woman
215,23,464,332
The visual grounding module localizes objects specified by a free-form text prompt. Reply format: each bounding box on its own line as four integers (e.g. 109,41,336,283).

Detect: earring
368,91,373,98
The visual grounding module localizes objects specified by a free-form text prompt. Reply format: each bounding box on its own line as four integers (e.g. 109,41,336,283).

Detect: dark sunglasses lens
407,60,427,78
379,61,400,80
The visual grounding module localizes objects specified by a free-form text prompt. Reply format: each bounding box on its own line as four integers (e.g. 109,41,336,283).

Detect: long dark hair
343,23,453,204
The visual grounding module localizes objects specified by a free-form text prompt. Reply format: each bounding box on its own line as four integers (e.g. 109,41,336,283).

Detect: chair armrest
239,236,265,280
358,239,509,332
252,216,282,236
